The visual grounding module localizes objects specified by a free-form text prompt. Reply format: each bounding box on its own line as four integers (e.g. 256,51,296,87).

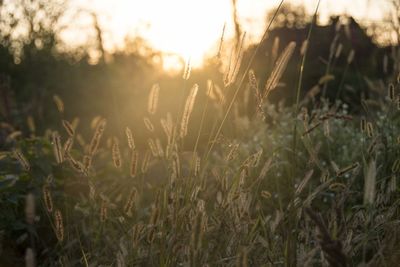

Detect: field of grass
1,3,400,267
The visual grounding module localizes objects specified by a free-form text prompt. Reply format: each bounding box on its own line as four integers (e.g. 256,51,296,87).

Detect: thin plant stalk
204,0,286,162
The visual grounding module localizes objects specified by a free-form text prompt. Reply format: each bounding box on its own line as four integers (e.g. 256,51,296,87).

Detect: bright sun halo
88,0,232,70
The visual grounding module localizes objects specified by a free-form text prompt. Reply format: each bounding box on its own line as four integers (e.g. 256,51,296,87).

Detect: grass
1,7,400,267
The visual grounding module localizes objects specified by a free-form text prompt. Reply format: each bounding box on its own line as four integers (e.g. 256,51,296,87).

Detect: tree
266,3,311,29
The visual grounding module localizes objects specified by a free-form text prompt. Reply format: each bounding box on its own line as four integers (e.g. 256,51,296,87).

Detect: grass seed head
13,149,30,171
180,84,198,138
112,137,122,168
42,184,53,213
53,95,64,113
89,119,106,155
62,120,75,137
265,41,296,94
130,150,138,178
183,58,191,80
100,199,108,222
143,117,155,132
124,187,137,216
54,209,64,241
52,131,63,164
141,150,151,174
148,83,160,114
388,83,395,101
366,122,374,137
125,127,135,150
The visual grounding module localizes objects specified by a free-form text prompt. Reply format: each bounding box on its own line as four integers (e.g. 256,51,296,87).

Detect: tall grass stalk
289,1,321,266
204,0,286,162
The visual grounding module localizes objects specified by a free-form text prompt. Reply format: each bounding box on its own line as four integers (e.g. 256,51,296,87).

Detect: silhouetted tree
267,3,311,29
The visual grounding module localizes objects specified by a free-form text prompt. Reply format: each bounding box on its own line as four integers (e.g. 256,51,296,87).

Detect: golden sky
65,0,387,69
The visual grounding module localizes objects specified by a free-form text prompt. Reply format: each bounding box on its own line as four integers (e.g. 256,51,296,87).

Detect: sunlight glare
70,0,387,70
91,0,232,70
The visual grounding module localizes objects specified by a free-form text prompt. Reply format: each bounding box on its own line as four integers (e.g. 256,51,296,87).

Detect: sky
64,0,389,69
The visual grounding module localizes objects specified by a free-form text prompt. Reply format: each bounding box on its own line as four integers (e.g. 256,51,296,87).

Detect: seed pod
124,187,137,216
367,137,378,155
54,209,64,241
100,199,108,222
143,117,154,132
42,184,53,213
62,120,75,136
180,84,198,138
295,169,314,196
63,137,74,156
216,191,223,205
148,83,160,114
67,153,86,174
130,150,138,178
347,50,355,64
155,139,164,158
88,181,96,200
335,43,343,58
300,40,308,56
82,155,92,171
141,150,151,174
360,118,366,133
397,95,400,110
171,152,180,182
388,83,395,101
148,138,158,157
226,143,239,161
366,122,374,137
261,190,271,199
388,175,397,193
27,116,35,133
112,138,122,168
149,206,160,226
190,186,201,202
13,149,30,171
147,227,156,244
132,223,144,248
125,127,135,150
183,58,191,80
89,119,106,155
337,162,359,176
271,37,280,63
391,159,400,173
243,149,263,167
265,42,296,93
194,155,201,177
329,182,346,192
248,69,258,93
52,131,63,164
161,118,172,143
53,95,64,113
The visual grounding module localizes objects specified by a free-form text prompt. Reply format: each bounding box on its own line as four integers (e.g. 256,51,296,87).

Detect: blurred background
0,0,398,147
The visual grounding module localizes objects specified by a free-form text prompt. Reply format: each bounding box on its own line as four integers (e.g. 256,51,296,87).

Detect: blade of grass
204,0,286,162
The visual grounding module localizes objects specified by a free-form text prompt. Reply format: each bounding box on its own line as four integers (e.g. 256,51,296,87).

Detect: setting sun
72,0,235,69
